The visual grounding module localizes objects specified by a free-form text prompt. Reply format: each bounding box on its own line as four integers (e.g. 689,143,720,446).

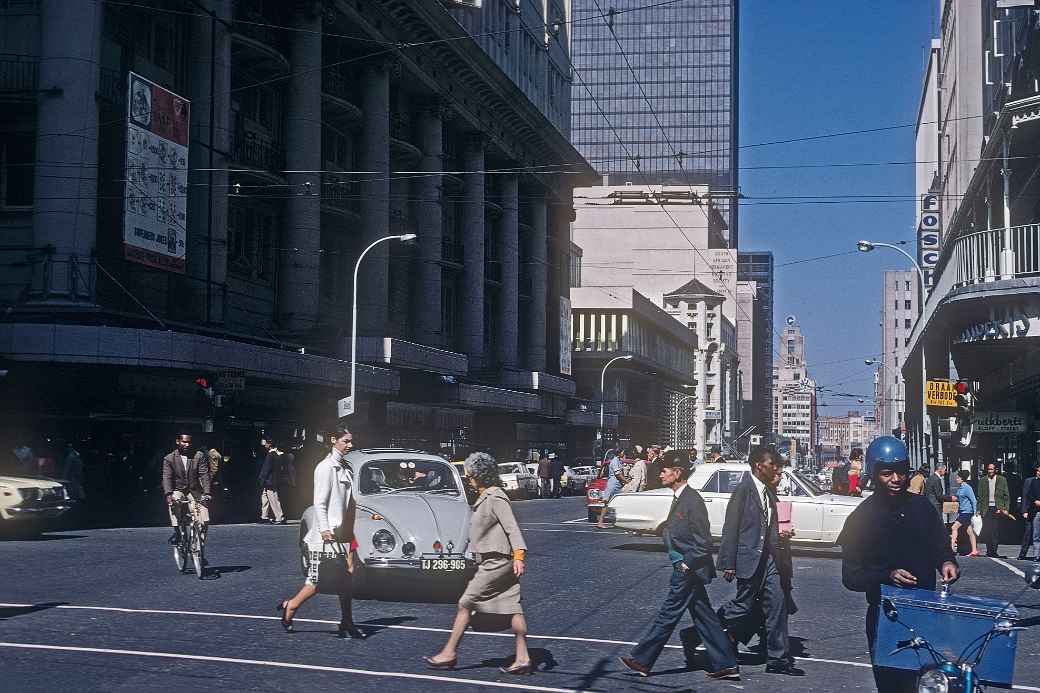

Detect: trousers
1023,513,1040,557
719,552,789,663
630,566,736,673
867,604,917,693
260,488,284,522
982,507,1002,555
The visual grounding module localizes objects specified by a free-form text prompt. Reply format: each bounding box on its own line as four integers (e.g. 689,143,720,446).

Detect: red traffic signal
954,381,969,395
194,376,209,389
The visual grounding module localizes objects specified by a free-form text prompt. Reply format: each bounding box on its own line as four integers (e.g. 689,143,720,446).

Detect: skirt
459,555,522,615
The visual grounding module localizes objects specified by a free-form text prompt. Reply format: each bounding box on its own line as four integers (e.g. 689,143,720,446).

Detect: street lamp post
857,239,929,468
598,354,633,454
339,233,417,419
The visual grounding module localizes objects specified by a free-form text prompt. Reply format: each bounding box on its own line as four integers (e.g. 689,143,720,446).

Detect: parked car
497,462,539,499
584,457,635,521
608,461,864,545
560,465,591,496
299,449,472,595
0,475,72,535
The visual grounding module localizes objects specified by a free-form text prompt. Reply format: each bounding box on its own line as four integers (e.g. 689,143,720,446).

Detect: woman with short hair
424,452,532,674
276,426,366,639
951,469,979,557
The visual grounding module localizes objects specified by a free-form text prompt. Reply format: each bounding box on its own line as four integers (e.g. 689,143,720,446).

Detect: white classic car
497,462,539,499
0,475,72,535
300,449,472,593
608,462,864,545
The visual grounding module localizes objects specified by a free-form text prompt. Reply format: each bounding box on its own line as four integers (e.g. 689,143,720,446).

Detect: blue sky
739,0,938,412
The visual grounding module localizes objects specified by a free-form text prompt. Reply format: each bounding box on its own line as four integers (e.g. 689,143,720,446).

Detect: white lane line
522,529,626,535
562,517,589,524
4,603,1039,691
989,556,1027,578
0,642,584,693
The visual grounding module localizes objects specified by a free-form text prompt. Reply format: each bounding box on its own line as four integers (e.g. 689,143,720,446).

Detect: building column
187,0,231,324
358,62,390,337
460,137,485,366
497,174,519,368
31,0,102,302
525,192,548,371
278,5,322,331
412,105,444,346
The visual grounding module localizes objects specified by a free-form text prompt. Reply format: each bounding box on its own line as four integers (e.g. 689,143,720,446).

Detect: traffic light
194,375,214,399
954,380,974,446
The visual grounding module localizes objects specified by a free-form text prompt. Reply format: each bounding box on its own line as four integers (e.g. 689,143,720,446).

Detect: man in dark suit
619,452,739,681
162,433,211,544
717,447,802,676
1022,464,1040,561
923,462,948,519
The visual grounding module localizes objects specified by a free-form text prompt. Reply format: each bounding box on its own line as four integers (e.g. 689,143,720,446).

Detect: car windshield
358,459,459,495
791,470,824,496
498,463,523,474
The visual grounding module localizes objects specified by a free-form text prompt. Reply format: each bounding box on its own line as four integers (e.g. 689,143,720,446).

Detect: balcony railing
0,57,38,93
231,136,286,173
940,223,1040,289
232,0,288,54
321,173,360,213
322,65,356,103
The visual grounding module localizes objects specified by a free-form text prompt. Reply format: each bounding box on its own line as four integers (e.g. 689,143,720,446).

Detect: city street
1,497,1038,693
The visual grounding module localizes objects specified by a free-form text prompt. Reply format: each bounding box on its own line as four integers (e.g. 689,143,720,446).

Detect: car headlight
917,668,949,693
401,541,416,557
372,529,396,553
18,488,40,502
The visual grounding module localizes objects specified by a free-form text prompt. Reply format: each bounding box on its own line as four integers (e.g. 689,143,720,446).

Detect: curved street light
340,233,417,418
599,354,633,450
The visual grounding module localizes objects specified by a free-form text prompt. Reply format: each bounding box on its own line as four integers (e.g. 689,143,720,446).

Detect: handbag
316,541,351,595
970,514,984,537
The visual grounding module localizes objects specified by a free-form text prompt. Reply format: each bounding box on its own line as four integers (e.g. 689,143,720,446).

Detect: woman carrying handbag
423,452,532,674
277,426,366,639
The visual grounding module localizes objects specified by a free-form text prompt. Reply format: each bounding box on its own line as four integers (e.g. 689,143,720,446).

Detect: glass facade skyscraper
570,0,738,244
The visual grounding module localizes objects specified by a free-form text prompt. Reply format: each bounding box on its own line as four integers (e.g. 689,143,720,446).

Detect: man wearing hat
618,451,739,681
708,446,724,464
837,436,958,692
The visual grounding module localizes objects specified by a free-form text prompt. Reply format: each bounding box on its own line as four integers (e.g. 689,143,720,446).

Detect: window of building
905,337,910,346
228,203,277,281
895,357,899,367
894,337,898,348
904,300,911,310
905,280,911,291
894,300,899,311
904,318,912,329
894,318,898,328
0,133,33,208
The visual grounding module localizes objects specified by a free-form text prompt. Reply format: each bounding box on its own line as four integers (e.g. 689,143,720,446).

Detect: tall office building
737,251,773,434
569,0,739,245
772,322,816,463
880,270,919,439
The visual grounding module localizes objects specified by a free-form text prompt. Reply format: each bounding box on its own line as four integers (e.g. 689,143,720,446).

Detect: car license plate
420,557,466,573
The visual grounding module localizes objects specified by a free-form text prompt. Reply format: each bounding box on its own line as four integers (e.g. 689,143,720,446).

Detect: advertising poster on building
123,72,190,273
559,296,572,376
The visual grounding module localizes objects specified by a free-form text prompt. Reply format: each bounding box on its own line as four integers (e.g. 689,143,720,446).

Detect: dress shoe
276,600,294,633
1019,553,1029,561
617,656,650,677
765,660,805,676
337,622,367,640
275,519,288,525
706,666,740,681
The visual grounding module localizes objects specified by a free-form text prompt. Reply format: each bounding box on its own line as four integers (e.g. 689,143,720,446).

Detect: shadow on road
201,565,252,580
0,602,67,621
610,543,665,553
0,533,87,542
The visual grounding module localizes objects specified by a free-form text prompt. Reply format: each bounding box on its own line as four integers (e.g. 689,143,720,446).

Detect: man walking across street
978,462,1010,557
258,437,286,525
549,453,564,498
924,462,948,520
618,452,740,681
644,444,663,490
717,447,802,676
537,453,552,499
1022,464,1040,561
162,433,211,545
838,436,958,693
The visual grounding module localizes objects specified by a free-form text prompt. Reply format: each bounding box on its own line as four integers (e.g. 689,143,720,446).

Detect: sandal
499,662,534,675
423,655,457,670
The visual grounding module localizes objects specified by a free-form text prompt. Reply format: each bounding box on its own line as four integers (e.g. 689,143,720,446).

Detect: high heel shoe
276,600,294,633
337,622,367,640
499,662,534,675
422,655,457,670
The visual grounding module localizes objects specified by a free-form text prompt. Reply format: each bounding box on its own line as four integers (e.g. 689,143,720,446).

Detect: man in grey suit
162,433,211,545
924,462,949,520
619,452,739,681
717,448,802,676
1022,464,1040,561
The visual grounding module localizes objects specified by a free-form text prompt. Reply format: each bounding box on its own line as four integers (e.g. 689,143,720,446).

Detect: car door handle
703,498,712,502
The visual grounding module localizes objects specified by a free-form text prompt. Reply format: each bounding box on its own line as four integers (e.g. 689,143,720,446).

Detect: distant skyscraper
569,0,739,245
738,252,773,434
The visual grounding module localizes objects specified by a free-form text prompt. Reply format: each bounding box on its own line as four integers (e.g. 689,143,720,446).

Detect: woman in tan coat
424,452,532,674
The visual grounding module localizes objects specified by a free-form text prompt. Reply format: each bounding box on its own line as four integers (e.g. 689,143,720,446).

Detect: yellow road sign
926,380,957,408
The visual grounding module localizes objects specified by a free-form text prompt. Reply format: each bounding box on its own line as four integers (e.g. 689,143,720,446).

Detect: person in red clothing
848,448,864,496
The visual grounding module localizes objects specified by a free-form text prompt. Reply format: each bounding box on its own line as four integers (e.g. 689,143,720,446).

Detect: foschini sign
970,411,1030,433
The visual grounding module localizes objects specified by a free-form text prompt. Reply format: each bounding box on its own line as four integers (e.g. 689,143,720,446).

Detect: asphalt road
1,497,1038,693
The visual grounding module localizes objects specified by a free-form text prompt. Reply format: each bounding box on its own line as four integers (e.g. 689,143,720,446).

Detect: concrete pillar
497,174,519,368
412,105,444,345
187,0,232,323
460,137,485,366
32,0,102,302
277,6,322,331
358,63,390,337
525,193,548,371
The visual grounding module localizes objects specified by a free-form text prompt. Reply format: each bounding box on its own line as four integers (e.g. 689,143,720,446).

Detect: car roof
347,449,450,464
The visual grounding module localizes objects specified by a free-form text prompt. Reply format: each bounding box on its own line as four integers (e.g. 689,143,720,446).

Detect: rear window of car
701,470,746,494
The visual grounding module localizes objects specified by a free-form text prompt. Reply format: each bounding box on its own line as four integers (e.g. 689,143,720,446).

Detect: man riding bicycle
162,433,211,545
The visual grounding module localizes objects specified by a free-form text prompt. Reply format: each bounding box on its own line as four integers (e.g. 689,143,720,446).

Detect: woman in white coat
277,426,366,639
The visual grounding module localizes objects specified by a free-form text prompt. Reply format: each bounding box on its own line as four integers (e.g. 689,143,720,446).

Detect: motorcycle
881,563,1040,693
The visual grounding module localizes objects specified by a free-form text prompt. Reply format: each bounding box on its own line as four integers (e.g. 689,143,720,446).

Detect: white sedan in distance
608,462,863,545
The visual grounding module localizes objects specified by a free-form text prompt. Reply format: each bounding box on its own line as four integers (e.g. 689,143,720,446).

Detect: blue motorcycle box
874,585,1019,686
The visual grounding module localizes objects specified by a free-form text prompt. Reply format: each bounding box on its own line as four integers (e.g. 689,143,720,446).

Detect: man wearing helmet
837,436,959,692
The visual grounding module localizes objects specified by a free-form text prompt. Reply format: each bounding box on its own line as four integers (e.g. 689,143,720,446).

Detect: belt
474,551,510,563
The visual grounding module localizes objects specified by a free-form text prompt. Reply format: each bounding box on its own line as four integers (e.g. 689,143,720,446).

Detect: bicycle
171,493,207,579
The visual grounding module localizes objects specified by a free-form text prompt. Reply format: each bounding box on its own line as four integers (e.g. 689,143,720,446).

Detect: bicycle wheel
190,524,204,578
173,543,186,572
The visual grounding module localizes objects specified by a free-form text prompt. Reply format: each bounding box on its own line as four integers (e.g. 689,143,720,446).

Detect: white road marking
3,603,1039,691
0,642,585,693
562,517,589,524
989,556,1027,578
522,528,626,535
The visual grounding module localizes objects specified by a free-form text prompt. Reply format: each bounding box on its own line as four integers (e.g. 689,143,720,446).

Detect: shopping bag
971,514,983,536
316,542,351,595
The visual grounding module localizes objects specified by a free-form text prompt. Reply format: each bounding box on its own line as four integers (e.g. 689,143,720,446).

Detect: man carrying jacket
978,462,1010,557
717,447,801,676
618,451,739,681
